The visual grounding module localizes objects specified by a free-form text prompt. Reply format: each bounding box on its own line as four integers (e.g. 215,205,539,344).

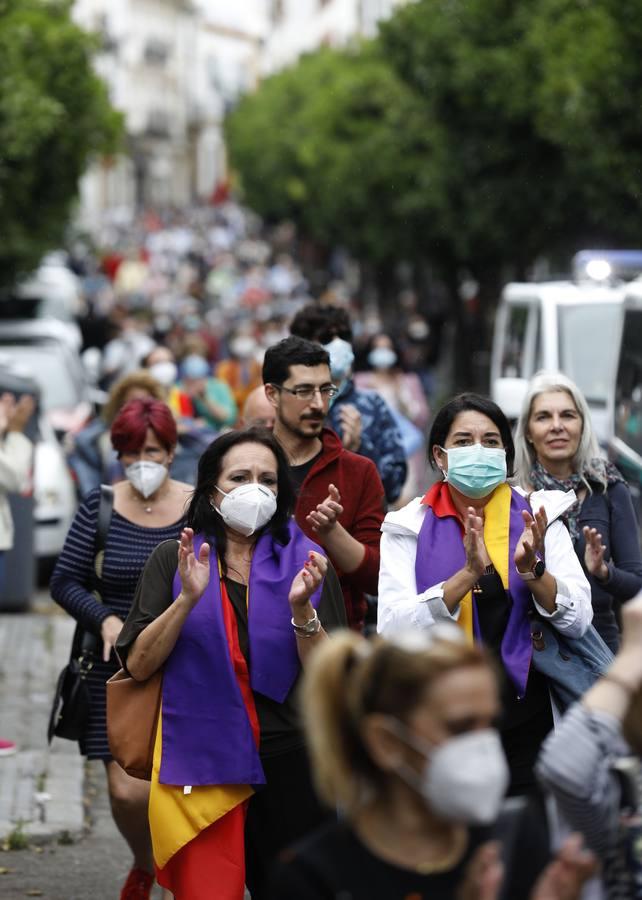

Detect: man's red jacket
295,428,385,630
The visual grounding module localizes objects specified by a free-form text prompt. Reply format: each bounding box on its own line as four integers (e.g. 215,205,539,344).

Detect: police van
489,251,642,444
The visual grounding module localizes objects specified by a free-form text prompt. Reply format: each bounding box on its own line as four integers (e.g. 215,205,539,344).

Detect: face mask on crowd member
438,444,507,499
368,347,397,371
148,361,178,387
125,460,168,498
212,483,277,537
323,337,354,382
230,336,258,360
385,718,509,825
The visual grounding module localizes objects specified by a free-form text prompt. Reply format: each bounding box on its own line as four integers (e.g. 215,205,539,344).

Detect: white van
490,280,626,443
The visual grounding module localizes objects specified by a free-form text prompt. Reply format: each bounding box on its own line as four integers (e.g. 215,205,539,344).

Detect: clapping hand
178,527,210,606
515,506,547,574
458,834,595,900
288,551,327,612
306,484,343,537
583,526,608,581
464,507,488,579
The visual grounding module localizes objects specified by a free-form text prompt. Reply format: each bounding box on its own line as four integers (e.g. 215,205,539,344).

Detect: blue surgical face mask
368,347,397,370
323,337,354,382
439,443,507,499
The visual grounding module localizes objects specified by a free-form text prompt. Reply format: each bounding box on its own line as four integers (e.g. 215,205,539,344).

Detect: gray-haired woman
514,370,642,652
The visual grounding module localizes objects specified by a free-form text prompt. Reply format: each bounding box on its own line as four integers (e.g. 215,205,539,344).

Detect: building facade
73,0,265,232
261,0,409,73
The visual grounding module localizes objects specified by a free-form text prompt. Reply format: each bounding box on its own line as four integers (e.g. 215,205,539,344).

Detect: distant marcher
216,330,263,409
514,371,642,653
264,337,385,631
290,305,407,505
178,354,238,430
0,391,35,757
355,331,430,506
269,627,595,900
241,386,276,430
51,399,190,900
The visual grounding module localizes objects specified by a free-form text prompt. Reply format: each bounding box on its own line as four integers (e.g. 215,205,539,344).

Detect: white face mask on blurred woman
125,460,168,498
148,361,178,387
387,719,509,825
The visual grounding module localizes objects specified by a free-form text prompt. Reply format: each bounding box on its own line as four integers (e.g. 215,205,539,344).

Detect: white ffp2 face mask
390,722,509,825
212,483,277,537
125,460,168,498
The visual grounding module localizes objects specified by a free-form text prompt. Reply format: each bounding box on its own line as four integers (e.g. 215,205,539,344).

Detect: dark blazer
576,481,642,652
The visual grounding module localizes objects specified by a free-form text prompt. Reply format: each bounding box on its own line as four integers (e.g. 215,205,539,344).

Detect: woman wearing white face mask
377,393,592,794
269,628,596,900
51,398,191,900
116,428,347,900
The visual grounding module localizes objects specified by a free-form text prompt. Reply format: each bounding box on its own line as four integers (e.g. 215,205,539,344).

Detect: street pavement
0,595,163,898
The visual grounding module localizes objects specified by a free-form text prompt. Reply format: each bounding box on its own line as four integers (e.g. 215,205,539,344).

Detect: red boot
120,867,154,900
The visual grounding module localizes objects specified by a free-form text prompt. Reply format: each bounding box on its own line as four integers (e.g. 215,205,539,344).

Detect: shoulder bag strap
75,485,115,659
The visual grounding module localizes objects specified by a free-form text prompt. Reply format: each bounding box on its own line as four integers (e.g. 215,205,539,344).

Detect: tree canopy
226,0,642,292
0,0,122,285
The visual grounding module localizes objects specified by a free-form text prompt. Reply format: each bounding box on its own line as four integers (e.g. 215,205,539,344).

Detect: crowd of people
28,204,642,899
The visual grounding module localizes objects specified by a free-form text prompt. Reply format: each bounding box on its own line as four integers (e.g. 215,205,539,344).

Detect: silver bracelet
291,609,321,637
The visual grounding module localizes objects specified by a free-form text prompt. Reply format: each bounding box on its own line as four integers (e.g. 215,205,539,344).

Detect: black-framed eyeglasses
271,383,338,401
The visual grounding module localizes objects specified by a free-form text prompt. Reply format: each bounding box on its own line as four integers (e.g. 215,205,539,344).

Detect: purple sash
415,489,533,697
159,521,324,786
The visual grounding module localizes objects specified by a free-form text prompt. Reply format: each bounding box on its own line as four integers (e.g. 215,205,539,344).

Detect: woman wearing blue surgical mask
377,393,592,794
269,629,595,900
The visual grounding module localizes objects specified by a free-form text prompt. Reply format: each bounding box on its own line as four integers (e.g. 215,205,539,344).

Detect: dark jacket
576,481,642,652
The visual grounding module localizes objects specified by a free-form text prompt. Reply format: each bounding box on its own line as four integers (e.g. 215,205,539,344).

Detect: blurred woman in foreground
269,628,595,900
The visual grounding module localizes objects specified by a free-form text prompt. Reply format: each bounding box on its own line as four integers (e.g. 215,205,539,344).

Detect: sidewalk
0,609,85,843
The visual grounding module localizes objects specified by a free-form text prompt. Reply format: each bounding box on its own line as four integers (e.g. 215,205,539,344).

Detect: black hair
290,304,353,344
262,335,330,386
186,427,296,572
428,392,515,475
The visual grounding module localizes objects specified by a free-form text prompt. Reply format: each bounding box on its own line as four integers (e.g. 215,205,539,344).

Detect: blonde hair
102,371,166,424
513,370,601,489
301,629,488,814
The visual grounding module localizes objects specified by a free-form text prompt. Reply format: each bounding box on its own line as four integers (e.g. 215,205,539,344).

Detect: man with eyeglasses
289,304,407,505
263,337,385,631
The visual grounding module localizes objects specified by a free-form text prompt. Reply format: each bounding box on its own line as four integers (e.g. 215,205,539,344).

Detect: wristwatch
517,559,546,581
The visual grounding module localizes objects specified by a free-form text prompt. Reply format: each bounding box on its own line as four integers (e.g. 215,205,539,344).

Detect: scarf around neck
529,458,624,543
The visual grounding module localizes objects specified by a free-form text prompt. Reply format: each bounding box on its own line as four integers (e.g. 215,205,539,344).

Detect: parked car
33,414,77,575
0,320,93,437
489,252,642,443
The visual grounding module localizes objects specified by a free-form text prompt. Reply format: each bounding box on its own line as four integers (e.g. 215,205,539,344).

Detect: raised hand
8,394,35,432
515,506,547,573
177,527,210,606
339,404,362,451
288,551,327,612
583,526,608,580
456,842,504,900
530,834,596,900
306,483,343,537
464,507,487,578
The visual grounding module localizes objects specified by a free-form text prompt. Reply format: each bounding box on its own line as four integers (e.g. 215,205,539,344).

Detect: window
558,303,622,408
500,305,529,378
615,308,642,458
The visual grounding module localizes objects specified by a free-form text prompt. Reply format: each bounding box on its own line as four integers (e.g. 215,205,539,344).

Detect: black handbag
47,485,114,743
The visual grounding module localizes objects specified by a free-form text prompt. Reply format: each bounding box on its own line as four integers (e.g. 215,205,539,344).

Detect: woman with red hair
51,398,191,900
